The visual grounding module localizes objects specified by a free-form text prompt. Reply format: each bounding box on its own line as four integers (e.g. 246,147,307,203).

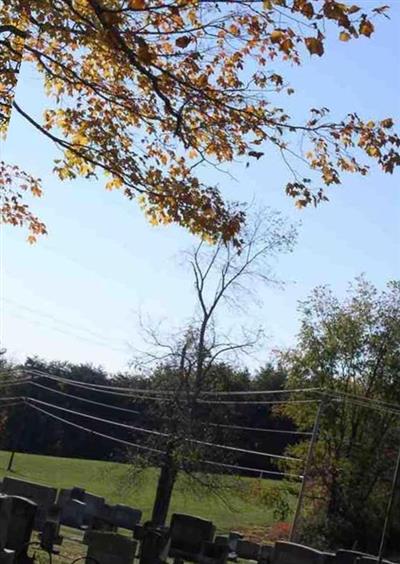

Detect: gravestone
138,527,170,564
1,477,57,530
227,532,243,559
112,505,142,531
83,531,137,564
259,544,273,564
0,549,15,564
89,503,118,531
6,496,37,564
60,498,86,529
214,536,228,546
335,552,373,564
0,496,12,550
71,487,85,501
236,540,260,561
200,541,229,564
271,541,327,564
83,492,105,526
40,505,63,553
169,513,216,563
91,516,118,532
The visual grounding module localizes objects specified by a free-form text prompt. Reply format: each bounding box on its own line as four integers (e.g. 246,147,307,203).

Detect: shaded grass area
0,451,294,533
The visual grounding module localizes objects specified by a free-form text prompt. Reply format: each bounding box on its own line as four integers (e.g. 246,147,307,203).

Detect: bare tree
128,209,297,526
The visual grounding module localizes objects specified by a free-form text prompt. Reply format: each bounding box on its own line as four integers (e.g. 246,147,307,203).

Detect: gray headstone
91,516,118,532
139,528,170,564
271,541,327,564
236,540,260,561
169,513,216,561
112,505,142,531
6,496,37,563
0,549,15,564
259,544,273,564
71,487,85,501
2,478,57,530
226,532,243,558
60,498,86,529
0,496,12,550
214,536,228,546
84,531,137,564
200,541,229,564
83,492,105,526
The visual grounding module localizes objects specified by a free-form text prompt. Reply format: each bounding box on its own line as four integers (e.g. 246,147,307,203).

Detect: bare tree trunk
151,453,178,527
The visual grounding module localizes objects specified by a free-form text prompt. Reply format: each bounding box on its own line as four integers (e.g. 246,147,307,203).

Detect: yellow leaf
339,31,351,41
270,30,285,44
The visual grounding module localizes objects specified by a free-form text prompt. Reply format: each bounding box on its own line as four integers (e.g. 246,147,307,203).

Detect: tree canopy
279,277,400,550
1,0,399,243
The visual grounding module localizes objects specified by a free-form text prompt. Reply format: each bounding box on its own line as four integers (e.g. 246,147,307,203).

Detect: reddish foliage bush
267,522,291,542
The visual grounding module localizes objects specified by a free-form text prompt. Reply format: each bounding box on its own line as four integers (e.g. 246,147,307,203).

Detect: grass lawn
0,450,295,537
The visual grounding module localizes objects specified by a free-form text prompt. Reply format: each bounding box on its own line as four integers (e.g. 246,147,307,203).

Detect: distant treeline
0,356,300,476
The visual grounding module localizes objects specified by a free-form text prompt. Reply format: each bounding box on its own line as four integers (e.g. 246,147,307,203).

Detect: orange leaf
304,37,324,56
359,19,374,37
129,0,146,8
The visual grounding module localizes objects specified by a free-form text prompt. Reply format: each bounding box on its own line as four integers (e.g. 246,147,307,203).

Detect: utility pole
377,442,400,564
6,450,16,472
290,398,324,542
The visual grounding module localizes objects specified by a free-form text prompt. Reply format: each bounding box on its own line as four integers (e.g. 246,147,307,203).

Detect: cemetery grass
0,450,296,535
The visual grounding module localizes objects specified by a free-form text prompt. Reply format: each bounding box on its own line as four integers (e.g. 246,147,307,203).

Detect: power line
24,368,400,413
0,402,23,409
27,397,301,462
2,297,127,349
25,400,163,455
198,398,320,406
26,372,321,405
6,311,130,354
24,400,299,479
201,387,322,396
23,369,320,398
208,422,312,436
27,377,313,436
0,379,31,388
202,460,303,481
30,381,141,416
28,397,168,438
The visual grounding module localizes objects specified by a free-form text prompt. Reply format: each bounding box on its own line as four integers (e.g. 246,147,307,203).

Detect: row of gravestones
0,477,142,533
82,512,397,564
0,477,396,564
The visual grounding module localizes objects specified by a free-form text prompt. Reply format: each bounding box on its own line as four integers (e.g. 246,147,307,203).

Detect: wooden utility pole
377,442,400,564
289,399,324,542
6,450,15,472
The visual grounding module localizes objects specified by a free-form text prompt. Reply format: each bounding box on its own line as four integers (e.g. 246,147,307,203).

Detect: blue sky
1,3,399,373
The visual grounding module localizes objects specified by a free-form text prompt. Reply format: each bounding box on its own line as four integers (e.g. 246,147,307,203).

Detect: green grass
0,450,293,535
